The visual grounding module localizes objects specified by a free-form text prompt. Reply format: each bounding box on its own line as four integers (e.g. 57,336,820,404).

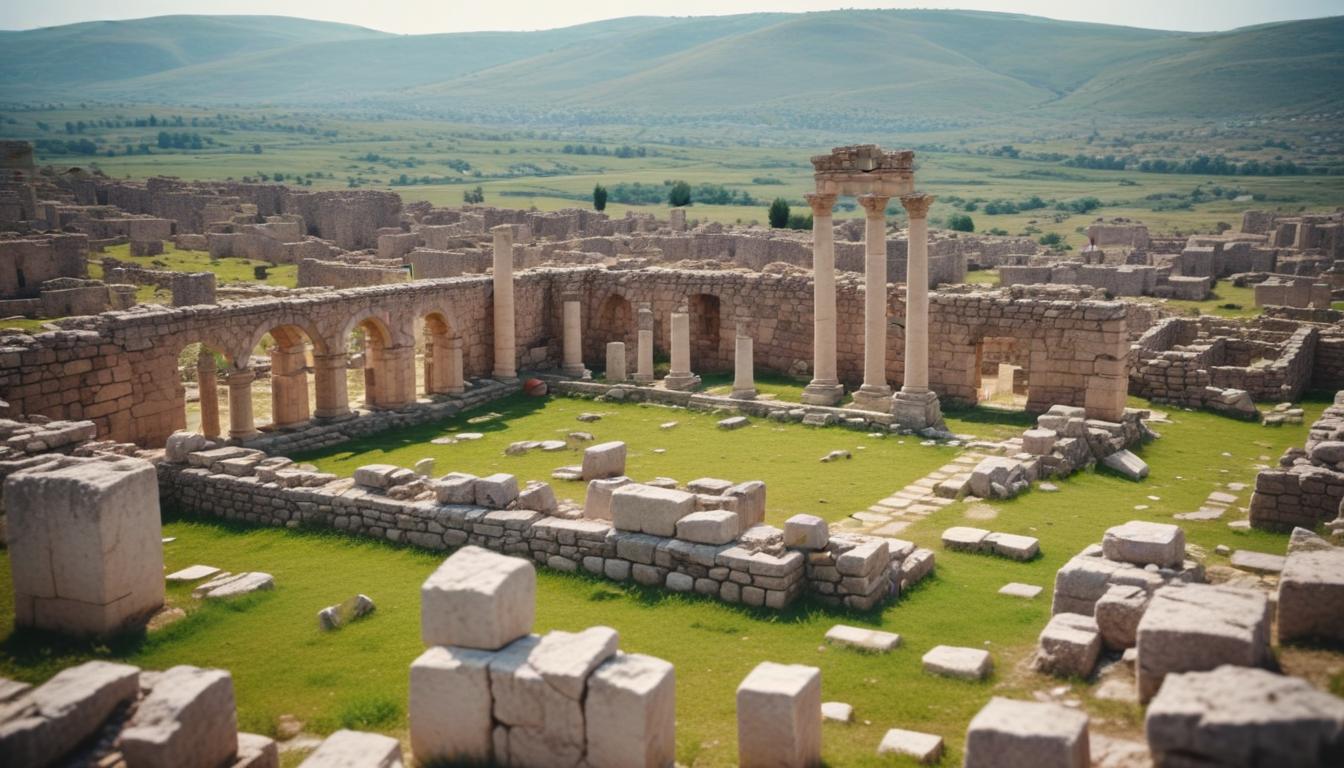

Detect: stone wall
1248,391,1344,530
296,258,409,289
0,233,89,299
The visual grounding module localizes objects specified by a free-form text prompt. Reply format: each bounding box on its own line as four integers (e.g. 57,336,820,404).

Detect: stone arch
248,323,321,429
170,338,233,439
341,310,415,410
589,293,636,373
421,310,465,396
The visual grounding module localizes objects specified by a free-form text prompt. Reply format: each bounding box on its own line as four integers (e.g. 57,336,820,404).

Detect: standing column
663,305,700,391
196,350,220,438
801,193,843,406
225,369,260,441
852,193,893,411
445,336,465,395
377,344,417,409
633,303,655,383
605,342,627,383
312,352,351,419
891,193,944,431
269,345,310,428
491,225,517,381
561,296,587,378
731,332,756,400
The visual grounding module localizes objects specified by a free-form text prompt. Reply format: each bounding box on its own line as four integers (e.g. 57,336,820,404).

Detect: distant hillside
1,10,1340,126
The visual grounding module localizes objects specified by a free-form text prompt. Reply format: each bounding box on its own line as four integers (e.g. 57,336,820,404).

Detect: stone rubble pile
1249,389,1344,531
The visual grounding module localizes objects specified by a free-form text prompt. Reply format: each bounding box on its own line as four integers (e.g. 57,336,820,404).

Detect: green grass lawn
1,392,1339,766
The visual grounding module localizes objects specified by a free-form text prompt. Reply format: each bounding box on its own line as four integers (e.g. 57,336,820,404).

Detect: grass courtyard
1,391,1341,766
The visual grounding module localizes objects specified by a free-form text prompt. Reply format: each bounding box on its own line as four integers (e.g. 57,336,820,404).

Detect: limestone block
353,464,402,490
318,594,375,631
413,458,436,477
687,477,734,495
610,484,696,537
1094,584,1148,650
877,728,944,764
783,514,828,550
1230,549,1286,575
964,697,1089,768
583,476,631,520
836,540,890,577
474,473,519,509
968,457,1027,499
999,583,1043,599
985,532,1040,561
166,564,220,582
582,441,627,481
1136,583,1271,703
736,662,822,768
585,652,676,768
1021,428,1057,456
235,732,280,768
1277,546,1344,644
409,646,495,765
824,624,900,652
517,481,558,514
1101,449,1148,480
1034,613,1101,678
718,416,749,430
941,526,991,553
299,730,404,767
725,481,767,529
6,457,164,636
433,472,477,505
120,665,238,768
164,431,209,464
1145,665,1344,768
529,626,619,699
1102,521,1185,568
421,546,535,650
0,660,139,768
1051,553,1165,616
675,510,741,545
193,572,275,600
921,645,992,680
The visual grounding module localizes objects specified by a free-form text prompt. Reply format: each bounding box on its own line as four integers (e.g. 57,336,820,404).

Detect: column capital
225,368,256,386
857,193,891,217
900,193,935,219
804,193,837,216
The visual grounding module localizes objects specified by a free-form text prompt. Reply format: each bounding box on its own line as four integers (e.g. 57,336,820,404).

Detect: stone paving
842,450,992,536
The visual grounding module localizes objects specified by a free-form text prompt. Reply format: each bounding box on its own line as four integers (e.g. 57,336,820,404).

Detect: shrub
593,184,607,211
668,181,691,207
768,198,790,228
947,213,975,232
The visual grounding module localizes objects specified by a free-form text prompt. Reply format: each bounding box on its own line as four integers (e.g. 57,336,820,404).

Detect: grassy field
2,391,1339,766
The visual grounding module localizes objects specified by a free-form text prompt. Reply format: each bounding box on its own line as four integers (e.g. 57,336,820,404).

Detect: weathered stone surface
166,564,221,582
581,441,627,481
1101,449,1148,480
611,484,696,537
298,729,404,767
1136,583,1271,703
1145,665,1344,768
421,546,535,651
318,594,375,631
718,416,749,430
825,624,900,652
1230,549,1286,574
999,582,1043,599
353,464,402,490
724,481,767,529
985,532,1040,561
783,514,828,550
821,701,853,723
585,652,676,768
1102,520,1185,568
941,526,991,553
235,732,280,768
516,481,558,514
583,475,631,520
1288,527,1336,554
922,645,992,680
164,431,210,463
409,646,494,765
0,660,139,768
120,665,238,768
1278,545,1344,644
193,572,275,600
1051,552,1166,616
964,697,1089,768
1035,613,1101,678
687,477,734,495
474,473,519,509
736,662,821,768
433,472,477,504
529,626,619,700
968,457,1028,499
836,539,890,577
1094,584,1148,650
675,510,740,545
878,728,944,764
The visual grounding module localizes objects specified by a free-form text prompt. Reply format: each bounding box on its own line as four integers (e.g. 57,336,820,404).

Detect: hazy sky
4,0,1340,34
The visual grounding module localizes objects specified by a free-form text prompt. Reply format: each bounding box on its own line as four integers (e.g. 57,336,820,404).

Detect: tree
768,198,790,229
667,180,691,207
947,213,975,232
593,184,608,211
463,185,485,204
1038,232,1063,247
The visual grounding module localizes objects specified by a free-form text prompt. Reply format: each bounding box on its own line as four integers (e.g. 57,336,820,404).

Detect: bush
787,213,813,230
947,213,975,232
593,184,607,212
1038,232,1063,246
463,185,485,204
768,198,790,228
668,181,691,207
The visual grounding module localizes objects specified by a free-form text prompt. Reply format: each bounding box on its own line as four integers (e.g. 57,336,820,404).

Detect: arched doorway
177,341,231,438
422,311,465,396
255,324,318,429
591,294,636,374
688,293,723,371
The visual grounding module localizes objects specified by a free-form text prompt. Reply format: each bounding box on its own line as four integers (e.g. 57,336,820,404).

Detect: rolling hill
1,10,1340,126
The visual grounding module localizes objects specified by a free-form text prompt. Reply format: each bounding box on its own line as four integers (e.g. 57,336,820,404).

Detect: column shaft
312,352,351,419
633,305,654,383
491,225,517,380
853,194,892,410
664,309,699,391
802,193,843,406
562,298,585,377
196,351,220,438
731,334,756,400
226,369,259,441
891,192,944,432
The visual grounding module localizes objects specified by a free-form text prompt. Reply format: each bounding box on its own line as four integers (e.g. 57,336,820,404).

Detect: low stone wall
1249,391,1344,530
296,258,409,289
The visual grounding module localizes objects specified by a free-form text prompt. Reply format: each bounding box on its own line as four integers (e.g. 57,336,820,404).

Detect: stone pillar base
851,384,893,412
891,388,944,432
730,388,757,400
800,381,844,406
493,373,519,383
663,373,701,392
562,364,590,379
631,373,655,384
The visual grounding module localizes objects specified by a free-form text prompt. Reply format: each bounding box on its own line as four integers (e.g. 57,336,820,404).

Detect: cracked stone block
1136,583,1271,703
1230,549,1286,575
1102,521,1185,568
164,431,209,463
725,481,767,529
353,464,402,490
581,441,627,481
421,546,535,651
192,572,275,600
1051,552,1166,616
783,514,828,550
585,652,676,768
298,729,404,767
529,626,619,700
583,476,631,520
878,728,944,764
610,484,696,537
5,457,164,636
474,473,519,509
1145,665,1344,768
985,532,1040,561
1021,428,1057,456
824,624,900,652
433,472,477,505
687,477,733,495
1101,449,1148,480
235,732,279,768
1034,613,1101,679
736,662,821,768
120,665,238,768
1277,546,1344,644
964,697,1089,768
410,646,495,765
922,645,992,680
941,526,991,553
1094,584,1149,650
0,660,139,768
675,510,740,545
516,481,558,514
489,628,607,768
